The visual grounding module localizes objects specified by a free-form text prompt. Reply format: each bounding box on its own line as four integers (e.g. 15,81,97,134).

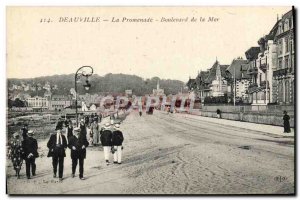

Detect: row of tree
8,98,27,108
8,73,185,96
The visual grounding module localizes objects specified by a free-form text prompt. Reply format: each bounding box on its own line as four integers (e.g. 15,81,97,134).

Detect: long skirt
284,121,291,133
93,131,99,144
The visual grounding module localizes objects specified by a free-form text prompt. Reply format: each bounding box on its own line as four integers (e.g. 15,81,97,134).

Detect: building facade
247,16,279,105
226,58,251,102
49,95,72,110
26,96,49,109
273,10,295,105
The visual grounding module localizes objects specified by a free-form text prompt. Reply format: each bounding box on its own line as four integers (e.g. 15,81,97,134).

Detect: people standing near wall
139,106,142,117
283,111,291,133
216,109,221,119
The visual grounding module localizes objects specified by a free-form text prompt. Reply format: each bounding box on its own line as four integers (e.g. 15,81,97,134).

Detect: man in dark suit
68,127,89,180
22,130,39,179
111,124,124,164
21,124,28,140
100,123,113,165
47,125,67,181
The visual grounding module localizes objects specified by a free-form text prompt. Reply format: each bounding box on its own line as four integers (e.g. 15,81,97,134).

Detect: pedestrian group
8,113,124,182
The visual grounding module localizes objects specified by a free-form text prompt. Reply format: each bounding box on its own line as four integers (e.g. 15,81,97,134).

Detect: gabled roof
204,61,229,83
196,71,209,83
282,10,293,21
186,78,196,89
226,59,248,80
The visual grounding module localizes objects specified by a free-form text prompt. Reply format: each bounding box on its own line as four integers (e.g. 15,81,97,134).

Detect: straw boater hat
55,125,62,131
74,127,80,132
114,124,120,129
13,132,19,138
104,123,111,129
27,130,34,136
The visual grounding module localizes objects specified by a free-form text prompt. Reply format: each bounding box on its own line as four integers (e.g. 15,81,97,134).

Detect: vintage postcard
6,6,295,195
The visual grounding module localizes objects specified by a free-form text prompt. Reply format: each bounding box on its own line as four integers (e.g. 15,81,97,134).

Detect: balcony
259,63,267,72
260,81,269,89
273,68,288,77
247,68,258,75
248,83,258,89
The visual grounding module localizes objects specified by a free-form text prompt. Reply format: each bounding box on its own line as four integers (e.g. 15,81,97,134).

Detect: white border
1,0,299,200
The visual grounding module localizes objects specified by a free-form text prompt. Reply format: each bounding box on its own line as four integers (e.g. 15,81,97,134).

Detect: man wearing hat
21,124,28,140
68,127,89,180
79,119,88,140
22,130,39,179
100,123,113,165
47,125,67,181
56,118,64,130
111,124,124,164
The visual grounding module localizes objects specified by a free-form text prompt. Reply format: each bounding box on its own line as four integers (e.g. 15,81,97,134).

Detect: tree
12,98,26,107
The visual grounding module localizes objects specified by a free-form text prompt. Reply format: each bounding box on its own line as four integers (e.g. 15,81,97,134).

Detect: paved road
7,111,294,195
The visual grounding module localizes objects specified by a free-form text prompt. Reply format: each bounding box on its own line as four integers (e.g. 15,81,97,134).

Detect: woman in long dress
91,120,99,145
283,110,291,133
9,132,24,178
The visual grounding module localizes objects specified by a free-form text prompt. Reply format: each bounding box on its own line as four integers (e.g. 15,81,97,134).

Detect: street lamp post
75,66,94,127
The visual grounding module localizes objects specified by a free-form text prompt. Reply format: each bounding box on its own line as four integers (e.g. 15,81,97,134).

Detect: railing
273,68,288,77
201,104,294,114
248,83,258,89
247,68,258,74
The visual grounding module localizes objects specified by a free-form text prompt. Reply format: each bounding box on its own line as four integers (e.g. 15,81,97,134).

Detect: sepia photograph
6,6,295,195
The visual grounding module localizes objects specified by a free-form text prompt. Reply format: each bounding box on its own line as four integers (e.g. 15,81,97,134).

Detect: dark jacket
22,136,39,159
80,123,87,136
68,135,89,159
47,133,67,157
21,128,28,139
66,127,73,138
112,130,124,146
100,129,112,146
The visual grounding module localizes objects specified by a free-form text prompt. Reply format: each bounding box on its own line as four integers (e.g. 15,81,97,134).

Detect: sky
7,6,291,82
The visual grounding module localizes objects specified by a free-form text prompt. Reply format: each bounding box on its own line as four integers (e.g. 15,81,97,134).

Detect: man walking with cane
22,130,39,179
68,127,89,180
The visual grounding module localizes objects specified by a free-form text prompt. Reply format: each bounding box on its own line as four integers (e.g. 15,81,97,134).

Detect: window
278,39,283,55
259,74,262,84
291,56,294,72
285,37,289,53
291,39,294,53
278,58,283,69
285,80,290,103
278,24,282,34
285,19,289,32
284,56,289,68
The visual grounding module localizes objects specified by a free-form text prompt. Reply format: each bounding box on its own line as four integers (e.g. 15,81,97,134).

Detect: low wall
199,110,294,128
202,104,294,113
